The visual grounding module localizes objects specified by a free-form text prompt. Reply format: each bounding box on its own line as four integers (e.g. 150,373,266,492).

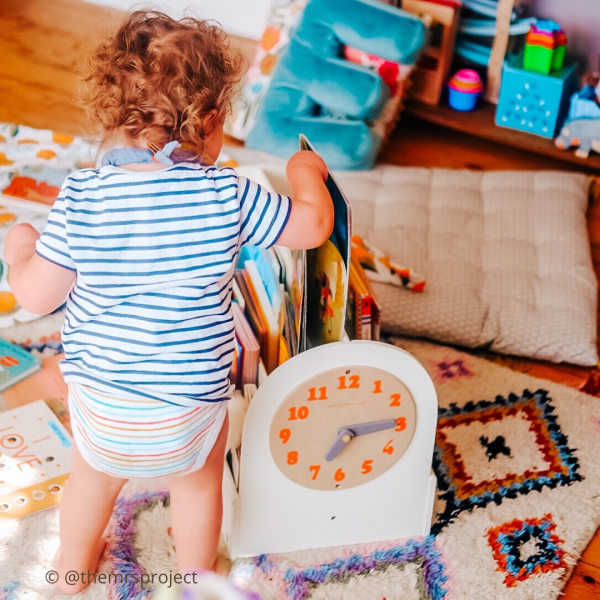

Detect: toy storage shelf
405,99,600,173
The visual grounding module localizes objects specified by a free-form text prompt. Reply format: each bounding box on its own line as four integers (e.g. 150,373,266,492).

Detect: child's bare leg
57,445,127,594
169,413,229,572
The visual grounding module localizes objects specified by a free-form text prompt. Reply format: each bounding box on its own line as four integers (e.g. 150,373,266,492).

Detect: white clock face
269,365,416,491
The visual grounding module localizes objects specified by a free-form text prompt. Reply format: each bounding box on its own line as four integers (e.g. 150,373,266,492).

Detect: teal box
496,54,578,138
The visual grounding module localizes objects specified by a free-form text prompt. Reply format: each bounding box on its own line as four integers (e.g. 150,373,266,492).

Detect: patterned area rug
229,338,600,600
1,337,599,599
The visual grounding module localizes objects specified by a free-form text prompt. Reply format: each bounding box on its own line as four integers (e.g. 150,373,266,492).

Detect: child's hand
5,223,40,266
286,150,328,182
277,151,334,250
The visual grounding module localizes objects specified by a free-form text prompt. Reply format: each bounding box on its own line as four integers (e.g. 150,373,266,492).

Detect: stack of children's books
229,136,382,391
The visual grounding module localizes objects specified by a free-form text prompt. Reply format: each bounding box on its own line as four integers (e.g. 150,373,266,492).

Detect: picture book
1,165,68,211
0,400,73,521
349,255,373,340
230,142,375,388
0,338,41,392
232,302,260,388
299,135,352,350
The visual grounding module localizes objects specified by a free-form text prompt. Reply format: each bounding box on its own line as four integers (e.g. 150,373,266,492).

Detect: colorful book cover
1,165,70,208
349,256,373,340
0,400,73,521
0,338,41,392
299,135,352,349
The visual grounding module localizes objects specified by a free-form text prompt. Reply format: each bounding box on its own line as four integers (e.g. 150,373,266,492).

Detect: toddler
5,11,332,595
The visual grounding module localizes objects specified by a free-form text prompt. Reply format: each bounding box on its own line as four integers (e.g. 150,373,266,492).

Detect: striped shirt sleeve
36,187,76,271
237,176,292,249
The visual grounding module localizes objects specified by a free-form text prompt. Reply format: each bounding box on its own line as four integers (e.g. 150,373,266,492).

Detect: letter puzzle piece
246,0,426,170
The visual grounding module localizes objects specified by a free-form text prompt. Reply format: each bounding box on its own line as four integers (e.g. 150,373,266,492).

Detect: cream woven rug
1,337,599,600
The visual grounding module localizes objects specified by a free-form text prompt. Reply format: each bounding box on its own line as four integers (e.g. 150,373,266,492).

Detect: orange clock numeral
334,468,345,482
373,380,382,394
389,393,401,407
383,440,394,455
307,386,328,401
287,451,299,465
309,465,321,480
288,406,309,420
280,428,291,443
338,375,360,390
361,459,373,474
395,417,406,432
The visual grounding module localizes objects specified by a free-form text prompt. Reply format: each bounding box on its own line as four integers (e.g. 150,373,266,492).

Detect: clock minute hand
324,419,397,462
344,418,397,437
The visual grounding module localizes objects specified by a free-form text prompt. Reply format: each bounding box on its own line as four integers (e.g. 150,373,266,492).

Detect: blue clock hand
345,419,397,437
324,419,397,462
325,428,355,462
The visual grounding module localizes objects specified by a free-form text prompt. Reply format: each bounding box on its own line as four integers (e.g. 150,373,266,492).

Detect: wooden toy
403,0,462,106
222,340,438,557
453,0,534,103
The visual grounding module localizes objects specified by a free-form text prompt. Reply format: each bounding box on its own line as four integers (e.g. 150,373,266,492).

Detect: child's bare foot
55,538,106,594
213,555,230,576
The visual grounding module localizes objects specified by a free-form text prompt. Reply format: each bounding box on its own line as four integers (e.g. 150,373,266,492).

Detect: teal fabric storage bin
496,54,578,138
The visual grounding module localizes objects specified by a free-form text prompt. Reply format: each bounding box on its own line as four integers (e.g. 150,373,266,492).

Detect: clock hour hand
325,428,355,462
324,419,397,462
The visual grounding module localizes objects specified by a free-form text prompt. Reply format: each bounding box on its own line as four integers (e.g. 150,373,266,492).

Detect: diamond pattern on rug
230,537,449,600
4,338,599,600
432,389,582,533
487,514,567,588
431,358,474,384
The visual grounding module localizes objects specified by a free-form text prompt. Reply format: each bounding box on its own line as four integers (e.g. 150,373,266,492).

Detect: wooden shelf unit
405,99,600,174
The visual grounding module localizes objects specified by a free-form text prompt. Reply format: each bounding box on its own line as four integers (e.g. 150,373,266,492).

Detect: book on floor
1,165,68,212
0,400,73,521
0,338,41,392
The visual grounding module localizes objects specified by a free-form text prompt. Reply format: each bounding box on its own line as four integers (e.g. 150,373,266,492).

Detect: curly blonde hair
79,10,245,154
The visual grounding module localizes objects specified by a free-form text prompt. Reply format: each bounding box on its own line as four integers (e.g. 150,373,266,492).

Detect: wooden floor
1,0,599,597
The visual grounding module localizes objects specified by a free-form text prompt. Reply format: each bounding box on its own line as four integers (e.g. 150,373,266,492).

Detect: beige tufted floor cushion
230,147,598,366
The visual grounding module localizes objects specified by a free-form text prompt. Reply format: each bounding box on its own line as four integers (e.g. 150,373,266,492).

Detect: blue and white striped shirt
36,163,291,407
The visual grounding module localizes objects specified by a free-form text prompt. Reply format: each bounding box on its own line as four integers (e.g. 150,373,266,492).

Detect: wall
84,0,271,40
521,0,600,69
85,0,599,68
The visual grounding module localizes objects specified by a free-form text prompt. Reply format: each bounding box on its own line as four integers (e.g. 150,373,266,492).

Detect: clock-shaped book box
222,339,438,558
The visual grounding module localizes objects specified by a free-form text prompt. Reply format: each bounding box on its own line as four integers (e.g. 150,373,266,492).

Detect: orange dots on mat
220,159,239,168
17,139,39,145
0,212,17,226
261,27,281,51
0,293,17,313
260,54,277,76
0,153,14,166
52,132,74,145
36,150,57,160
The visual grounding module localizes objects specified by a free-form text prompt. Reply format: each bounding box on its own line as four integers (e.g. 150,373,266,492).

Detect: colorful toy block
523,20,566,75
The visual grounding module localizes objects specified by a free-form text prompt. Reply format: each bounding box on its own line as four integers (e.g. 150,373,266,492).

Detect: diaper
68,383,227,479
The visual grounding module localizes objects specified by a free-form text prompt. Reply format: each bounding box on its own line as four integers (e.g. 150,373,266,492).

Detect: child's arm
276,150,334,249
5,223,75,315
